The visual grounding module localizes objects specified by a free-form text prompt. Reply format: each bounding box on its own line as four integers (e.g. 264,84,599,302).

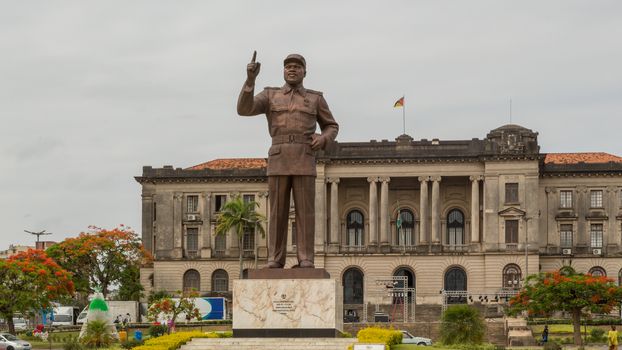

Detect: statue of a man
237,52,339,268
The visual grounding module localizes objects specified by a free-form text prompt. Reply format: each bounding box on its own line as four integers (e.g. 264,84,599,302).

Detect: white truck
76,301,140,324
152,297,227,322
42,306,81,326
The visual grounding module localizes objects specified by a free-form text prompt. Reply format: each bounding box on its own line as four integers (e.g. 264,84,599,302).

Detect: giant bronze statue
237,52,339,268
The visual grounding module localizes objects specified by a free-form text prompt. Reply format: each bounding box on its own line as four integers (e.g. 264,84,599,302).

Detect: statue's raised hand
246,50,261,81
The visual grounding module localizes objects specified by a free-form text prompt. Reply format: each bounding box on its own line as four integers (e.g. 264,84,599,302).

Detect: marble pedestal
233,270,343,337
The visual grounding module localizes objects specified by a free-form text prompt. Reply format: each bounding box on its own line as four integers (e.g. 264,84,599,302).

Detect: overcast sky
1,1,621,250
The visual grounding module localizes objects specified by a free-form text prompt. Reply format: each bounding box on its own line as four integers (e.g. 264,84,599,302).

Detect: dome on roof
489,124,533,133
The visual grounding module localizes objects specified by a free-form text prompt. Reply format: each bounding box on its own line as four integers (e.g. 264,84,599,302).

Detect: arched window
618,269,622,286
447,209,465,247
346,210,364,246
211,269,229,292
393,267,415,303
343,268,364,304
183,269,200,292
396,209,415,246
444,266,467,304
588,266,606,277
502,264,521,289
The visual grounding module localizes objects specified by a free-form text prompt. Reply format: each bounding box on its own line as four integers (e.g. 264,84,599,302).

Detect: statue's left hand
310,134,326,150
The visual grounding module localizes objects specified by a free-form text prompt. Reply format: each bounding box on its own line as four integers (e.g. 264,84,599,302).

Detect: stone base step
182,337,358,350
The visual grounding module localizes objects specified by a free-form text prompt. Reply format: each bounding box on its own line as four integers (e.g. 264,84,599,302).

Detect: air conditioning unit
562,248,572,255
186,214,199,221
592,248,602,255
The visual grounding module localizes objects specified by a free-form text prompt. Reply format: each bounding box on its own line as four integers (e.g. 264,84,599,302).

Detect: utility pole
24,230,52,249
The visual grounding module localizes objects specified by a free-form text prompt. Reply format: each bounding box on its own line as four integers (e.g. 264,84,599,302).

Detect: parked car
0,333,32,350
400,330,432,346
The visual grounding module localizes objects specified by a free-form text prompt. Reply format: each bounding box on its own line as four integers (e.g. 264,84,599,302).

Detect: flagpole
402,94,406,135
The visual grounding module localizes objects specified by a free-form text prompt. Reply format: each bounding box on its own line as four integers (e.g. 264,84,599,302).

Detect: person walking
541,325,549,344
608,325,619,350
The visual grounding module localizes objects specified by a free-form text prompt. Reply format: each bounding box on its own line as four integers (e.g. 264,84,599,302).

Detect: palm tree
214,196,266,278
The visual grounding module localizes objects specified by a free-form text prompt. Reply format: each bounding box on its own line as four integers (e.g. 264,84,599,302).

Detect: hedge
132,331,231,350
348,327,402,350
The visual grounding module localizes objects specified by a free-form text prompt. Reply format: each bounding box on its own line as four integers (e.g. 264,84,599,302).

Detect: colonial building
136,124,622,319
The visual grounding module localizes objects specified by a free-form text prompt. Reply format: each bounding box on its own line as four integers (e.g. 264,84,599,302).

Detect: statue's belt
271,134,311,145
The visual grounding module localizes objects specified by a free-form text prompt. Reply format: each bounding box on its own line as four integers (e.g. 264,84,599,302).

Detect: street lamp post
24,230,52,249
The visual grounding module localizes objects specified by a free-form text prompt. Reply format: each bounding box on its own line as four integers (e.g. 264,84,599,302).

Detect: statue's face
284,62,305,85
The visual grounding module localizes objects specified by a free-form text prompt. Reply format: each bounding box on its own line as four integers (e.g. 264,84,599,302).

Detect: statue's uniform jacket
237,84,339,175
237,82,338,266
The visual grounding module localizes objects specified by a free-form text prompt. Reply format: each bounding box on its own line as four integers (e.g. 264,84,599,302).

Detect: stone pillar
329,178,340,252
470,176,481,243
368,177,379,247
577,186,588,247
380,177,391,249
418,177,429,244
431,176,441,245
315,179,327,252
173,192,183,258
200,193,212,258
141,193,154,254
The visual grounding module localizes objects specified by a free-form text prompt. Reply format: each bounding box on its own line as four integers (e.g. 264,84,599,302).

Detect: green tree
506,270,622,345
439,304,485,345
117,265,143,301
46,225,150,299
0,249,74,334
214,196,266,277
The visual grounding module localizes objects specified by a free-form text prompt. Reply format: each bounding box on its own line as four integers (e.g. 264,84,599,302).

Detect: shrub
544,342,562,350
347,327,401,350
62,338,84,350
440,304,485,345
121,339,144,349
80,320,115,348
132,331,227,350
148,325,167,338
589,327,605,343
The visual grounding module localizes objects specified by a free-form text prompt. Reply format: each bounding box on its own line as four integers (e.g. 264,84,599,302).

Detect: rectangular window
243,194,255,204
215,234,226,252
186,195,199,213
560,190,573,208
590,190,603,208
560,224,573,247
590,224,603,248
243,230,255,251
505,220,519,244
505,183,519,203
185,228,198,257
215,195,227,212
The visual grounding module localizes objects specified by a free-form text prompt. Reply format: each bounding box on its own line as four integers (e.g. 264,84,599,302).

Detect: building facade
136,124,622,316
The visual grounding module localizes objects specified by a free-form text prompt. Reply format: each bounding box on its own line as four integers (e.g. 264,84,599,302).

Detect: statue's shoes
298,260,315,268
266,261,284,268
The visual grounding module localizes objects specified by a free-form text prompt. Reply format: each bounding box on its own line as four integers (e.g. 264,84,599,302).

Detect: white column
431,176,441,244
368,177,378,246
315,179,327,250
470,176,480,243
329,178,340,247
380,177,391,246
418,177,429,244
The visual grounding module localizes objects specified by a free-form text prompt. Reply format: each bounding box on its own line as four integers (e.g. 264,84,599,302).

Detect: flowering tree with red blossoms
0,249,74,334
46,225,150,299
506,270,622,345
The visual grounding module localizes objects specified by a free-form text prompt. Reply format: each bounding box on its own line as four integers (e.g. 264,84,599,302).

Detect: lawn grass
531,324,604,334
391,345,435,349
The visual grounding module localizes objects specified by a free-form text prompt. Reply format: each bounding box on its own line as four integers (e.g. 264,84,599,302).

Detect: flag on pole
393,96,404,108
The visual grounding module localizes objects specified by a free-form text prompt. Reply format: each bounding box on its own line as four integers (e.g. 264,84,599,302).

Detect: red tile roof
187,158,267,170
544,153,622,165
